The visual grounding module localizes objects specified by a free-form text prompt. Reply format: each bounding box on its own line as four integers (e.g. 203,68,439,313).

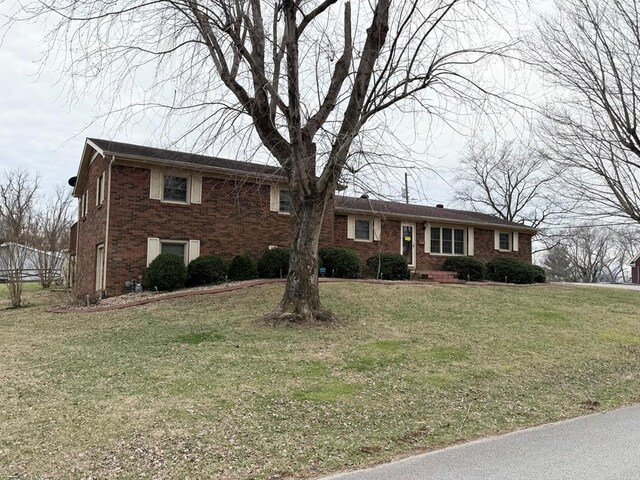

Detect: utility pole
404,172,409,204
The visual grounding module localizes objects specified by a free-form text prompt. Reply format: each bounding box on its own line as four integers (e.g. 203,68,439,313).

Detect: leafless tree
32,187,74,288
454,138,568,252
530,0,640,223
542,223,639,283
455,139,559,227
7,0,514,322
603,226,640,283
0,170,38,307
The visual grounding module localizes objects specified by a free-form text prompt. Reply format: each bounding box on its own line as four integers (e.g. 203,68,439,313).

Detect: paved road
320,405,640,480
559,282,640,291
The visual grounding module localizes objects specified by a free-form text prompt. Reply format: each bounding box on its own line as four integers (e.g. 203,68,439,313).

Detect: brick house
69,138,537,296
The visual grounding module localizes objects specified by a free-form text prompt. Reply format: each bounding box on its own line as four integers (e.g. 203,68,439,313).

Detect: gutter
102,156,115,294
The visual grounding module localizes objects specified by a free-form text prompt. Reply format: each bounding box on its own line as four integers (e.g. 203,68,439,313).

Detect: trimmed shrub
442,256,486,281
531,265,547,283
366,253,409,280
486,257,535,284
186,255,227,286
258,248,290,278
318,247,361,278
228,255,259,281
144,254,187,291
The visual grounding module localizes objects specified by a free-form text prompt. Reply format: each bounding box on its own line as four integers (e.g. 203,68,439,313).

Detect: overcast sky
0,1,545,207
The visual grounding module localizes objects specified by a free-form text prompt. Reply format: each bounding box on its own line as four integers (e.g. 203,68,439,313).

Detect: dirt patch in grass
1,283,640,479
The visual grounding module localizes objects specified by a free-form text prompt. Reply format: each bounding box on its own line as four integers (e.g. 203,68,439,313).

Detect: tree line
0,170,74,307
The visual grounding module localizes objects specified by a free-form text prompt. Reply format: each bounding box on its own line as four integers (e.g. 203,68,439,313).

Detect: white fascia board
73,139,106,197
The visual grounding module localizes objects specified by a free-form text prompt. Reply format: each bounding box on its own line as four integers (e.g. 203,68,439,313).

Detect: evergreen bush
486,257,535,284
143,254,187,291
228,255,259,281
365,253,409,280
258,248,290,278
186,255,227,286
442,256,486,281
318,247,361,278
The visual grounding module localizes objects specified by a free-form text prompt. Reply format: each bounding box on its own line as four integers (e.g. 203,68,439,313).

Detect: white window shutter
95,177,100,206
100,175,105,204
468,227,475,256
191,175,202,204
513,232,519,252
347,215,356,239
188,240,200,263
373,218,382,241
424,223,431,253
146,237,160,266
494,230,500,250
269,185,280,212
150,169,163,200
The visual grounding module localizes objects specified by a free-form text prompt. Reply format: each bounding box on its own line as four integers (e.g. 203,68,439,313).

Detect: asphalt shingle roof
88,138,285,178
86,138,533,231
335,196,533,230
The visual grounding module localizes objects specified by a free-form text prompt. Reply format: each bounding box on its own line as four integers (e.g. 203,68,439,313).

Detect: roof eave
73,139,105,197
334,206,538,233
110,152,287,182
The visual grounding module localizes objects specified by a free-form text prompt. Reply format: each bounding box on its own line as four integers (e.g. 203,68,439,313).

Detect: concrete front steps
412,270,461,283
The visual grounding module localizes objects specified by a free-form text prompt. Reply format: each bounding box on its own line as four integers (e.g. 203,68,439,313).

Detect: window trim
354,216,373,242
428,225,467,256
81,191,89,219
278,188,292,215
96,172,105,207
161,174,191,204
498,231,511,251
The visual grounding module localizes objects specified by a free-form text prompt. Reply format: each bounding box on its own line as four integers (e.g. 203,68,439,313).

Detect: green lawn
1,283,639,479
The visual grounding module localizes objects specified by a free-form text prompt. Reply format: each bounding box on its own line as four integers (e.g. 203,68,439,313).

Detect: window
96,173,105,206
355,219,371,241
430,227,465,255
81,191,88,218
163,175,188,202
161,241,186,263
279,189,292,213
430,227,441,253
454,229,465,254
499,232,510,251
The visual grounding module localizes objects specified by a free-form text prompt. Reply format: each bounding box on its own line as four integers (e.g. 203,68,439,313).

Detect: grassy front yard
1,283,639,479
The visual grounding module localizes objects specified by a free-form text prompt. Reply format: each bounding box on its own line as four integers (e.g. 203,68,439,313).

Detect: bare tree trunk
272,187,334,323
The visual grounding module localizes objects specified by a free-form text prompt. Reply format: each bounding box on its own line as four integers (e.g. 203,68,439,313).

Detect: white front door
401,223,416,268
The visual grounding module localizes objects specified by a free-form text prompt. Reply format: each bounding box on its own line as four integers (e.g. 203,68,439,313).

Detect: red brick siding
333,215,532,272
73,158,533,295
104,164,334,295
74,155,110,295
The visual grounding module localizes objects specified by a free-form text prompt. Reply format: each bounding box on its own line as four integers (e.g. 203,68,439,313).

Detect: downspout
102,156,115,295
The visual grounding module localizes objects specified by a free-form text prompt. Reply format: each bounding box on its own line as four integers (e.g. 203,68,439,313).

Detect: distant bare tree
530,0,640,223
604,226,640,283
32,188,74,288
454,138,567,253
0,170,38,307
7,0,515,322
542,224,639,283
455,139,557,227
